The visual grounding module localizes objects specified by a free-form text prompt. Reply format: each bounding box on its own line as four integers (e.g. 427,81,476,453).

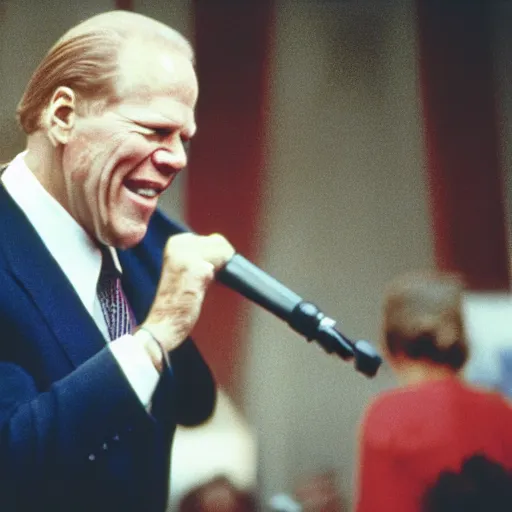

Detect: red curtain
188,1,274,397
417,0,510,291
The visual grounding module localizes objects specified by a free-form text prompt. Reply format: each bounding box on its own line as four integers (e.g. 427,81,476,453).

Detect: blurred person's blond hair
17,10,194,135
382,270,469,371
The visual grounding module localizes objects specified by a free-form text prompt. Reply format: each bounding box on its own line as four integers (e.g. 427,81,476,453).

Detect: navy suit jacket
0,182,216,512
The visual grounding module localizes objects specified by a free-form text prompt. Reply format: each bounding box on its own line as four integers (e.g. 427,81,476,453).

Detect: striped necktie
97,247,134,341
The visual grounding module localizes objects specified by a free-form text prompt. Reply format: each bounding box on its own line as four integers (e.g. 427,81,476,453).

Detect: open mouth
123,179,165,200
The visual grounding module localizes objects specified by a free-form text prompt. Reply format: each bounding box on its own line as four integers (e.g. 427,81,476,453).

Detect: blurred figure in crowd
422,453,512,512
354,271,512,512
293,470,345,512
268,470,344,512
178,476,257,512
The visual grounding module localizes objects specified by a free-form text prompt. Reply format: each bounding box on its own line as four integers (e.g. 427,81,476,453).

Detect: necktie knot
98,246,121,282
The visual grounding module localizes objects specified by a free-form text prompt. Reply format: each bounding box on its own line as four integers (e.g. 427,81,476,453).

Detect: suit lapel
0,185,107,368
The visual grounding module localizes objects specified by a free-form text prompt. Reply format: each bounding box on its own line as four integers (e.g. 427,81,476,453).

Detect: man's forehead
118,36,193,72
115,39,198,104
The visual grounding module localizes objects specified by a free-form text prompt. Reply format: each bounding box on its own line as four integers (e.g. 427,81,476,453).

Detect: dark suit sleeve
0,282,214,512
0,277,155,507
0,352,154,501
118,210,217,427
169,337,216,426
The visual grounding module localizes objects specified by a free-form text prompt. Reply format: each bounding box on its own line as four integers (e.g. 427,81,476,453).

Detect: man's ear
43,86,77,146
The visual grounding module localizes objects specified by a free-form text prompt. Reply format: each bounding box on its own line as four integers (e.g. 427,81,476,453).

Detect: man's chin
104,224,148,249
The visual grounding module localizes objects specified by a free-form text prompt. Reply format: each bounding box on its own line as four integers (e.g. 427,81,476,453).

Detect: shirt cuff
109,334,160,409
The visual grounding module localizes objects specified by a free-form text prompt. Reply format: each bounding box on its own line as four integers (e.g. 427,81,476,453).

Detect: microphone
216,255,381,378
164,219,382,377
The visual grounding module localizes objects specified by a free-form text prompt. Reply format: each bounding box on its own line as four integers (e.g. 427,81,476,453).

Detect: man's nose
151,140,187,174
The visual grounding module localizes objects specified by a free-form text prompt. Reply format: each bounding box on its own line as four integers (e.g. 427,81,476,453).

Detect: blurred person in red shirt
354,271,512,512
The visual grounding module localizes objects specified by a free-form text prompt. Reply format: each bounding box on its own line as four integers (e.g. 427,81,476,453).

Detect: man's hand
138,233,235,361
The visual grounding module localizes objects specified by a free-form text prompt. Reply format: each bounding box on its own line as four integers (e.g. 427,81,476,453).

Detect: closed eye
149,128,192,144
136,124,193,149
135,124,173,138
152,127,173,138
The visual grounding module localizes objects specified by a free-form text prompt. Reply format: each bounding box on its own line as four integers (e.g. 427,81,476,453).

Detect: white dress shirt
1,151,159,408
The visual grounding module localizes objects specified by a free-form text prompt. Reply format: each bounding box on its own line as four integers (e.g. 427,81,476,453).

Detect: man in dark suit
0,9,234,512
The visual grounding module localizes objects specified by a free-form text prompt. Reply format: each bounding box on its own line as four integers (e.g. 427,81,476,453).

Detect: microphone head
353,340,382,377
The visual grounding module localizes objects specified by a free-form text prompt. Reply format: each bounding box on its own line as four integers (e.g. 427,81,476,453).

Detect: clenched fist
136,233,235,367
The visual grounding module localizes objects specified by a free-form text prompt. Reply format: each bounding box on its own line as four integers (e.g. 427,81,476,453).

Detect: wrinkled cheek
61,147,90,217
87,167,118,239
69,163,108,237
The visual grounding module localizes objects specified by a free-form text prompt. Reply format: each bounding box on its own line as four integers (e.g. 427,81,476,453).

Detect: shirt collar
1,151,122,317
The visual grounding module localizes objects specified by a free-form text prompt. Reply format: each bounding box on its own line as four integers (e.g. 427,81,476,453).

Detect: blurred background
1,0,512,510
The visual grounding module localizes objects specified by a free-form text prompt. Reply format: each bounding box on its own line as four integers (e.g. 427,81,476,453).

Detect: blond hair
17,10,194,134
382,270,468,370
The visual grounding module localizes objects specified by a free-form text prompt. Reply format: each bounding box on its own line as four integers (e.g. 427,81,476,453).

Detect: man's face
59,43,198,248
